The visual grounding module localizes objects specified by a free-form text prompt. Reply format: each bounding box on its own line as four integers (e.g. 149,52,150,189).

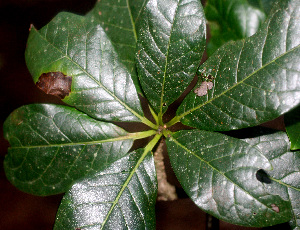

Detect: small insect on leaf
194,81,214,96
36,72,72,99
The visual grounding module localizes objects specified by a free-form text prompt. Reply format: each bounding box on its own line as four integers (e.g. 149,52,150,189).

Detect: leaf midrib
9,129,157,149
8,132,141,149
270,175,300,192
33,26,144,122
159,0,181,117
178,42,300,119
127,0,138,41
170,134,290,217
100,133,161,229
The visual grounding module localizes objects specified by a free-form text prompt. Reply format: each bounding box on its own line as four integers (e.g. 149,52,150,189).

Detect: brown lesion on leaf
271,204,280,213
36,72,72,99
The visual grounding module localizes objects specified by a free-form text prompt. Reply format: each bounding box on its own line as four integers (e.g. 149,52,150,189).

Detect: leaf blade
205,0,266,56
177,0,300,131
243,131,300,230
285,105,300,150
4,104,134,196
54,149,157,230
136,0,206,115
166,129,292,227
25,12,144,122
87,0,148,94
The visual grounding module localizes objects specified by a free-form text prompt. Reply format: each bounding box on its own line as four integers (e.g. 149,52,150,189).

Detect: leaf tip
29,24,34,32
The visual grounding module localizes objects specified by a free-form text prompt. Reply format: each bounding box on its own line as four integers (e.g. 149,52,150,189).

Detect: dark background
0,0,288,229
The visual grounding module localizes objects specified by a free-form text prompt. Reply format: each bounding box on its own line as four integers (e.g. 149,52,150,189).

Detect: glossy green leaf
285,105,300,150
3,104,134,196
176,0,300,131
25,12,144,123
243,131,300,230
136,0,206,115
248,0,277,14
54,149,157,230
87,0,148,94
166,129,292,227
205,0,266,56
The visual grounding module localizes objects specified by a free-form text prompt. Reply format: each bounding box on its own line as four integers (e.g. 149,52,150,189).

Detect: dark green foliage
205,0,266,55
285,106,300,150
4,0,300,229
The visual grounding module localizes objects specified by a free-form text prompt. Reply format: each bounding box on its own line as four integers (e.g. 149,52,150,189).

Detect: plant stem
145,133,163,153
128,130,157,140
154,139,177,201
157,112,163,126
165,116,180,127
101,133,162,229
148,104,159,126
140,116,158,129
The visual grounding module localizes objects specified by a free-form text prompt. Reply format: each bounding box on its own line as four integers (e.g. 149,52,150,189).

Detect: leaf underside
25,12,143,122
166,130,292,227
4,104,133,196
178,0,300,131
54,149,157,230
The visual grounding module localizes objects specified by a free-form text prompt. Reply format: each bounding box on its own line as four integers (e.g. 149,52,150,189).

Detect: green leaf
54,148,157,230
285,105,300,150
87,0,148,94
166,129,292,227
247,0,278,14
176,0,300,131
205,0,266,56
25,12,144,123
136,0,206,115
3,104,134,196
243,131,300,230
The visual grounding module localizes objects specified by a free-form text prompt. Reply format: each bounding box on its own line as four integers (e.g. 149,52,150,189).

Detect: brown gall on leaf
36,72,72,99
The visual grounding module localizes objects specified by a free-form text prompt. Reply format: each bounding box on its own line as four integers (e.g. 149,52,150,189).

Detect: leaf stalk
101,133,162,229
165,116,180,128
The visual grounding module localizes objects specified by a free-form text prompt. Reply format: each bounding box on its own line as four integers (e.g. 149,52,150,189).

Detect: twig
154,139,178,201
